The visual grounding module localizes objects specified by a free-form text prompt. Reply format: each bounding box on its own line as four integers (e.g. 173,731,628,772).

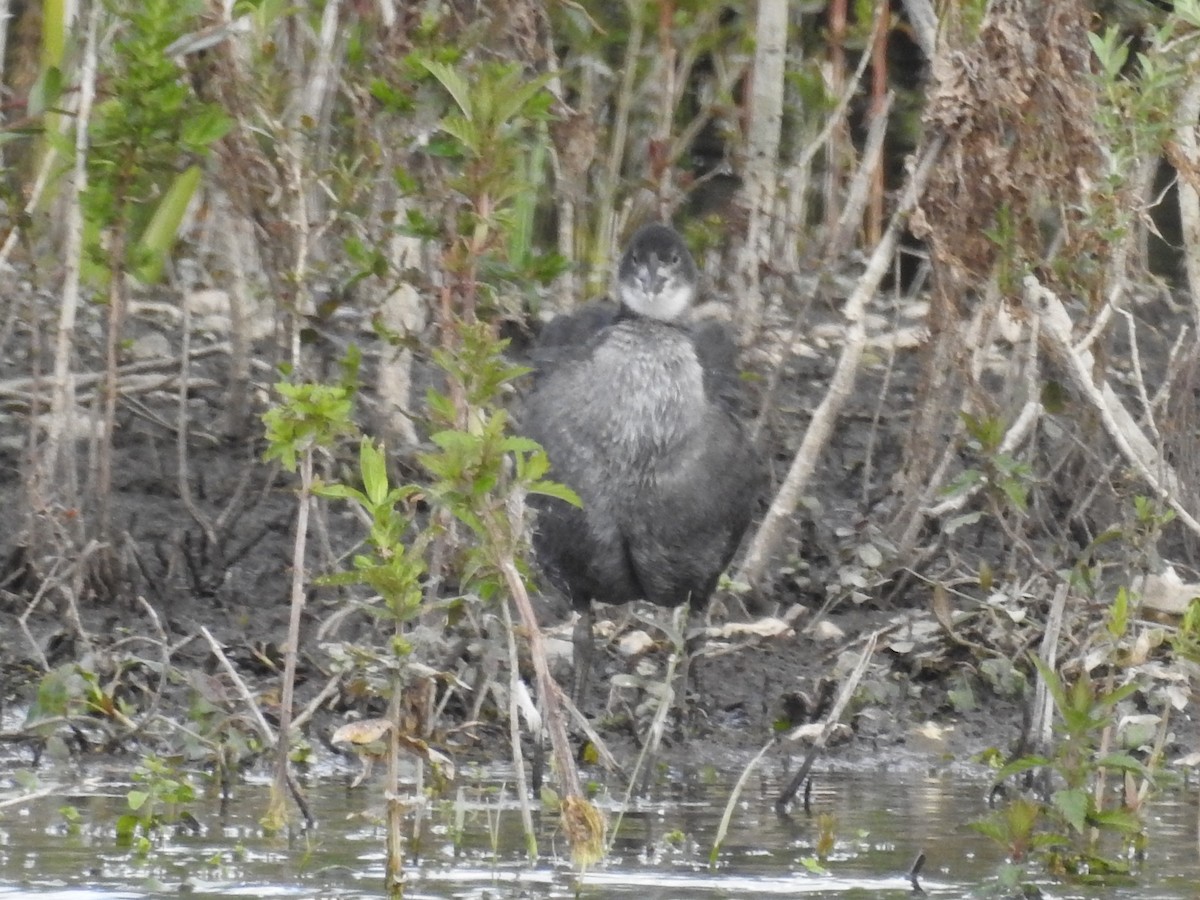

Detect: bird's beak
638,264,665,296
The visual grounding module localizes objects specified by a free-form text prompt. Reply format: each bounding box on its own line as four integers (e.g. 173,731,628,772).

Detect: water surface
1,758,1195,898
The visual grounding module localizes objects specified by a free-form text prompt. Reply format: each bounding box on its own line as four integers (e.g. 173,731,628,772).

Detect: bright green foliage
117,756,197,851
24,663,133,729
262,350,361,472
411,58,566,312
1107,586,1130,640
1171,597,1200,665
976,657,1149,885
1083,7,1200,282
972,796,1065,863
421,322,578,588
318,439,426,625
944,412,1034,515
77,0,232,285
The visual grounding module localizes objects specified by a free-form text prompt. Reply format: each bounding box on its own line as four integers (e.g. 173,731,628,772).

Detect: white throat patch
618,279,695,322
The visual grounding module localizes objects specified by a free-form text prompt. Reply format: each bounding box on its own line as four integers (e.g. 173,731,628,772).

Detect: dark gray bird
524,223,764,701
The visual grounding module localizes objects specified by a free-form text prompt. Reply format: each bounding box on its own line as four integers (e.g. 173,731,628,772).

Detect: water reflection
0,762,1196,899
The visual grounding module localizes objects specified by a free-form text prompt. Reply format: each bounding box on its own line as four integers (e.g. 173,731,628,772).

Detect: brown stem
266,447,312,828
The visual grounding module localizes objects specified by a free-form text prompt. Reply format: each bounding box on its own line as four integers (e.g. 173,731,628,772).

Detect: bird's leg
675,602,697,718
572,601,596,705
676,607,700,724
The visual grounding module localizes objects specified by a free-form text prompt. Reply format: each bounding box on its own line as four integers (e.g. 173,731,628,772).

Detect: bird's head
615,224,698,322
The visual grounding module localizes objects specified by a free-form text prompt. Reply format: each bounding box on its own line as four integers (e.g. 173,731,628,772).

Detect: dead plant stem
269,447,312,825
739,133,946,589
34,0,100,529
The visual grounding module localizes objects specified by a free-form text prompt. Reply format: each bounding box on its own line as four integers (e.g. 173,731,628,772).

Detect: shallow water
0,755,1196,899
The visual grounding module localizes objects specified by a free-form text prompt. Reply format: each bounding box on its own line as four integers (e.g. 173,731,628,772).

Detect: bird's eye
669,252,680,265
631,252,641,265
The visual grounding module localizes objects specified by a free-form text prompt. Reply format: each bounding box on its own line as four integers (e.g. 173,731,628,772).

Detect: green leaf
1095,753,1149,777
1052,787,1089,834
1107,586,1129,638
181,104,233,150
115,813,140,841
500,436,543,454
438,114,480,155
942,468,983,498
42,0,67,70
127,790,149,812
1029,654,1070,718
360,440,389,506
29,66,64,118
420,59,473,120
313,482,368,505
528,480,582,507
1000,478,1028,512
994,754,1052,781
490,70,555,128
134,165,202,284
1088,806,1143,834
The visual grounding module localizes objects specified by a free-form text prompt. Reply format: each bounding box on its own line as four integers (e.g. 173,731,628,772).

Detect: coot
525,223,763,699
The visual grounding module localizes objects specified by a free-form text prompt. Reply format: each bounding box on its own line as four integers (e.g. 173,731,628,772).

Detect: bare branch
739,134,946,590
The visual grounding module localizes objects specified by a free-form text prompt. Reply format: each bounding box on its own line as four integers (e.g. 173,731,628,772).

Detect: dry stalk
267,447,312,825
176,275,219,550
592,0,644,292
497,557,580,801
775,629,879,813
0,343,232,401
825,91,895,262
734,0,788,338
499,594,537,859
738,134,946,590
1029,582,1068,762
923,314,1043,521
1022,275,1200,538
31,0,101,528
291,672,343,732
778,5,884,273
16,562,64,672
1174,67,1200,332
199,625,277,746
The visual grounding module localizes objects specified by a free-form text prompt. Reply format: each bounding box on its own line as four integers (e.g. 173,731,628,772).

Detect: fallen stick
1021,275,1200,538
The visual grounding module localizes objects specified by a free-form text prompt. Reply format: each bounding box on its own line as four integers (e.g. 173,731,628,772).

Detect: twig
0,788,57,809
1173,65,1200,332
32,0,101,515
709,730,780,865
592,0,644,293
1022,275,1200,537
739,134,947,589
199,625,277,746
923,315,1043,520
268,446,313,823
908,850,927,893
0,343,232,400
291,671,343,732
177,263,220,550
497,556,581,800
500,589,537,860
16,563,63,672
826,91,894,261
1027,582,1068,792
776,630,878,812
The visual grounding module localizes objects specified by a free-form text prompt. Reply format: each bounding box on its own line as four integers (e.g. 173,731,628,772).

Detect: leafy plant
261,350,360,832
944,412,1034,515
975,657,1149,886
78,0,231,286
117,756,198,852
